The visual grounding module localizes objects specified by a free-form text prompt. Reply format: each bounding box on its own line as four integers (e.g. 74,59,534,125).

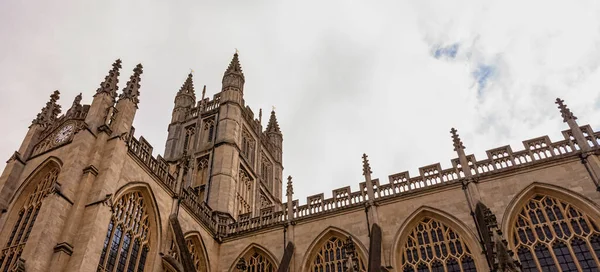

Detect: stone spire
32,90,61,127
265,110,282,134
450,128,465,151
451,128,472,178
178,73,195,97
286,175,294,197
96,59,122,100
119,64,143,106
222,53,245,92
555,98,577,122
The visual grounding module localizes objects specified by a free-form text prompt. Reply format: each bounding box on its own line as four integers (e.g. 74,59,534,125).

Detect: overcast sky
1,1,600,203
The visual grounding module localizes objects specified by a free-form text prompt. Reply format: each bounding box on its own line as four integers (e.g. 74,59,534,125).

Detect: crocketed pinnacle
265,110,281,134
224,52,245,80
286,176,294,197
362,153,372,176
178,73,195,97
555,98,577,122
450,128,465,151
96,59,122,99
32,90,62,126
119,64,144,106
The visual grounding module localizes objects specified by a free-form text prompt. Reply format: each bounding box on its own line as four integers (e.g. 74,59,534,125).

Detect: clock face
54,124,74,144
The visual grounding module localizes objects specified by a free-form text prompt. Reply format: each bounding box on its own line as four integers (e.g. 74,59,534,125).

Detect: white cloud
1,0,600,203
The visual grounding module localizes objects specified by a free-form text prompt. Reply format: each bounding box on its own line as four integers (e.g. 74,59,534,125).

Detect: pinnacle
450,127,465,151
555,97,577,122
362,153,372,176
96,59,122,99
224,52,244,79
119,63,144,106
178,72,195,96
265,109,281,134
32,90,62,126
286,176,294,197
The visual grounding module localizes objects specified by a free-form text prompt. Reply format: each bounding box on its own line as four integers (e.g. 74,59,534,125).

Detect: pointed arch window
311,236,367,272
238,247,275,272
167,236,208,272
235,168,252,219
204,119,215,143
97,191,151,272
0,166,59,271
512,194,600,271
184,125,196,151
241,129,255,165
193,156,210,200
399,217,477,272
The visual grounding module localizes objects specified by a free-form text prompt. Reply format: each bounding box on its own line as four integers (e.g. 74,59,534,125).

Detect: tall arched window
97,191,151,272
167,235,208,272
237,247,275,272
399,217,477,272
193,156,209,201
310,236,366,272
235,169,252,219
512,194,600,271
0,165,59,271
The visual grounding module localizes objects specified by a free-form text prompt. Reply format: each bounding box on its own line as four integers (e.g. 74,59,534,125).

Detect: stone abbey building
1,54,600,272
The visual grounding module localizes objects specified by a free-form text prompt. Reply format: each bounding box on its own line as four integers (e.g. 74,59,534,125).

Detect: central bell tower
163,53,284,222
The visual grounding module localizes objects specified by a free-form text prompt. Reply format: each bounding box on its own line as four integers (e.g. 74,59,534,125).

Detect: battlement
187,93,222,119
222,124,600,237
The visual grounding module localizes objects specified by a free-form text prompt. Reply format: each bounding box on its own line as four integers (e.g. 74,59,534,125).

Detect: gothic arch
184,231,211,272
501,182,600,271
228,243,278,272
301,226,369,272
391,206,485,271
4,156,63,209
501,182,600,240
96,182,162,272
0,157,62,270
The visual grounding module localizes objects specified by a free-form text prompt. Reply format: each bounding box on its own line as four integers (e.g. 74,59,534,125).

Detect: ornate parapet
127,134,176,193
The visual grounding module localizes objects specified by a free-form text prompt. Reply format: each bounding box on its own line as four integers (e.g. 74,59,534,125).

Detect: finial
222,52,245,91
286,176,294,196
73,93,82,106
450,128,465,151
259,108,263,124
32,90,62,126
119,64,144,105
190,68,194,74
235,48,239,55
555,98,577,122
272,105,276,112
362,153,372,176
96,59,122,99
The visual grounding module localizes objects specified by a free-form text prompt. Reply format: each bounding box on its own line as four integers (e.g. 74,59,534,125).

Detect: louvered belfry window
513,194,600,271
97,191,150,272
0,166,59,271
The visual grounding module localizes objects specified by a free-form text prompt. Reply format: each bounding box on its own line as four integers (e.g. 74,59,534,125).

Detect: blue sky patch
472,64,495,95
433,43,459,59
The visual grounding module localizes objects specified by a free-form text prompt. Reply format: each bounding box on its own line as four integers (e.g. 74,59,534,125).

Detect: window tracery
0,166,59,271
241,129,255,165
235,168,252,219
193,156,210,200
184,125,196,151
239,248,275,272
204,119,215,143
260,156,272,192
97,191,151,272
310,236,366,272
167,236,208,272
399,217,476,272
512,194,600,271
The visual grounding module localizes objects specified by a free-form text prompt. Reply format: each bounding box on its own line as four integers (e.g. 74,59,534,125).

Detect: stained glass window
167,236,208,272
513,194,600,271
311,236,366,272
400,217,477,272
97,191,151,272
0,165,59,271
